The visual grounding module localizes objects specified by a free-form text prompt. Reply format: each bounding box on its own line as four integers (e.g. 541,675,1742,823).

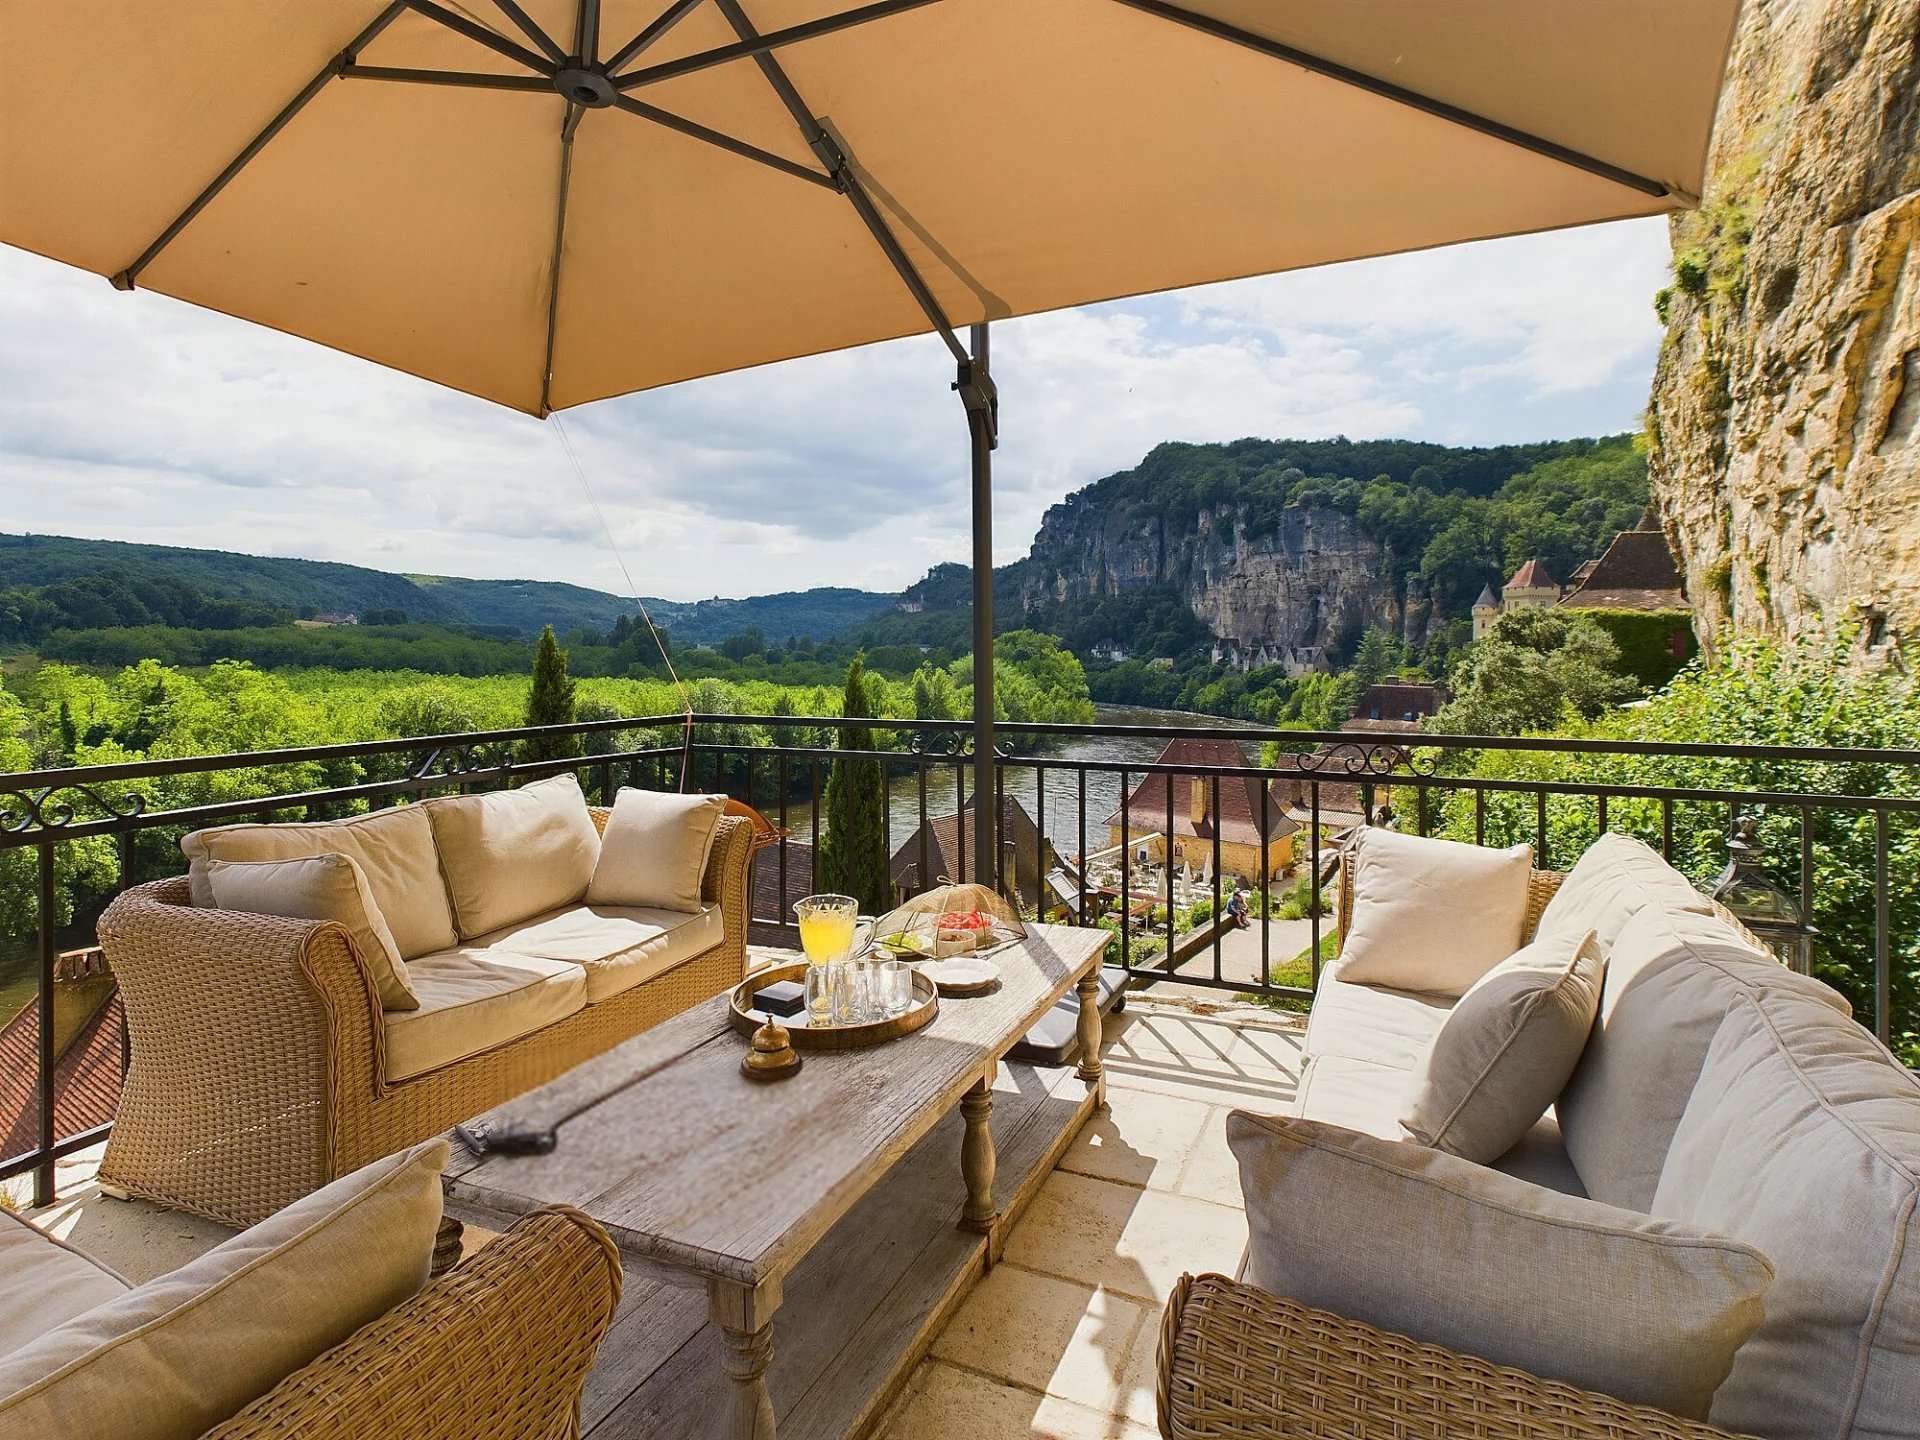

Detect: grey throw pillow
1401,928,1604,1162
1228,1113,1772,1419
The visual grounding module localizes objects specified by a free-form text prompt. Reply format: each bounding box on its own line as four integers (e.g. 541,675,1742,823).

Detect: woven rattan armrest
198,1206,622,1440
1157,1273,1750,1440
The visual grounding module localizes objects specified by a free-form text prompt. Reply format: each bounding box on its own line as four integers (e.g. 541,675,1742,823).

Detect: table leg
711,1277,781,1440
959,1075,998,1237
1076,968,1107,1105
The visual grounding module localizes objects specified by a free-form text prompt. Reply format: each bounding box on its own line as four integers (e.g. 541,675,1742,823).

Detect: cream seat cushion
1290,1053,1411,1140
587,788,728,914
203,853,418,1010
1304,961,1452,1070
0,1140,445,1440
1229,1112,1773,1420
181,804,456,960
424,774,600,939
384,948,585,1081
477,902,724,1004
1336,829,1533,997
1401,928,1604,1163
0,1210,129,1358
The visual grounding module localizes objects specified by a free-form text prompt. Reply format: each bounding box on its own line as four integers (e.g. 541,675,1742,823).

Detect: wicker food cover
874,882,1026,958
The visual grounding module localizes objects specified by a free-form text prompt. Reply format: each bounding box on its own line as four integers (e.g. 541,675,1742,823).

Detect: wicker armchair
96,809,755,1227
1157,1273,1751,1440
202,1205,621,1440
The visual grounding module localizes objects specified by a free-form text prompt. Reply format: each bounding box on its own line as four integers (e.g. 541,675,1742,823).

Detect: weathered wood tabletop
444,922,1110,1440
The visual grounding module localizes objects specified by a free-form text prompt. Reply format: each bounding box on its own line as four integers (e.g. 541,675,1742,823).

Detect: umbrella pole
958,322,999,889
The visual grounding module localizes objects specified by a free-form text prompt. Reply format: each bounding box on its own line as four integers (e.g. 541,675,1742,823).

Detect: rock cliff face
1647,0,1920,662
1022,496,1420,671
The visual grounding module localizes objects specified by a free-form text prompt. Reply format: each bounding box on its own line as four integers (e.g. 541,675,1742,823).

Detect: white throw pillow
587,788,728,914
1401,928,1603,1161
1337,829,1533,996
423,773,601,938
203,853,418,1010
1228,1113,1772,1419
0,1139,447,1440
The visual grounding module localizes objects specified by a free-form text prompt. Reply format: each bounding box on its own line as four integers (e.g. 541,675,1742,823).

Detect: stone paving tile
931,1263,1149,1419
1058,1087,1214,1192
875,1358,1157,1440
1002,1169,1247,1307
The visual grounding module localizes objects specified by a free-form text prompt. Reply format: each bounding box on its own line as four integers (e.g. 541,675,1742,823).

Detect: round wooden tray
729,961,939,1052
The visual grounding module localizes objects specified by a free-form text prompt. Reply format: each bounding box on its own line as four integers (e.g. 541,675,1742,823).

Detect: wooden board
445,923,1109,1291
576,1054,1097,1440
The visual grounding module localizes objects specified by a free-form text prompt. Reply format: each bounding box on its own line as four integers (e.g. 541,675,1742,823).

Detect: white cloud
0,218,1669,601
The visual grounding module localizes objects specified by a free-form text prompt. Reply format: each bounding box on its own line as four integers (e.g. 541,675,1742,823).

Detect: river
882,704,1267,863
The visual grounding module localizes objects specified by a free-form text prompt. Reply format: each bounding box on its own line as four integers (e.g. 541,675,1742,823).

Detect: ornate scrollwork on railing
0,784,148,838
1269,739,1440,779
905,732,1014,761
405,741,517,783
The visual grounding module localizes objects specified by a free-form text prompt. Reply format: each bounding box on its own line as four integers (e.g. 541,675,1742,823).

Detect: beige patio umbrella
0,0,1741,875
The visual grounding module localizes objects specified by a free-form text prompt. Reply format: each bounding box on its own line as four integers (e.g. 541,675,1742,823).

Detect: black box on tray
751,979,806,1018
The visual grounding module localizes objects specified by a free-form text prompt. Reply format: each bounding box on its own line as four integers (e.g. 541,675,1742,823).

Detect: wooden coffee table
443,923,1110,1440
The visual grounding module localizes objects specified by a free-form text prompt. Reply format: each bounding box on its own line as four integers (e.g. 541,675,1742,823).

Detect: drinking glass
795,894,859,1025
878,960,915,1018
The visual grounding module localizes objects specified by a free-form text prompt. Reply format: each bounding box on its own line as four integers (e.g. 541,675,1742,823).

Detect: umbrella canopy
1,0,1738,417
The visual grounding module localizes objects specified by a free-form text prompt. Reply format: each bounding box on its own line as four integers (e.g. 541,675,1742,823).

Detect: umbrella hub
553,67,617,109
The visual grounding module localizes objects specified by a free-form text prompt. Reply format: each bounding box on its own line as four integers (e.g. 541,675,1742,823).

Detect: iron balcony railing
3,712,1916,1206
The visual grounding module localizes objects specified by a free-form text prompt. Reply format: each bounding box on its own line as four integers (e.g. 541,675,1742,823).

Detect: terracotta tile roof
890,797,1051,911
1506,558,1559,590
0,992,122,1164
1101,738,1300,850
1351,681,1445,724
1267,741,1408,823
1559,529,1688,612
750,840,815,926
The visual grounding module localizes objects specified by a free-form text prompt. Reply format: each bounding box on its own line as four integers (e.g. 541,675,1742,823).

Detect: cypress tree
522,624,581,763
818,656,892,912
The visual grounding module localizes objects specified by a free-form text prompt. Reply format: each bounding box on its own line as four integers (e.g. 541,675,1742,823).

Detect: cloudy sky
0,218,1669,603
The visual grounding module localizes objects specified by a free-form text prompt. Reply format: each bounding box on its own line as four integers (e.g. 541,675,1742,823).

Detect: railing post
34,842,57,1208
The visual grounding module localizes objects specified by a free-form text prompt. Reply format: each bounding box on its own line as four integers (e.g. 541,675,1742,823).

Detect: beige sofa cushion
1229,1112,1772,1419
1336,830,1532,997
1290,1053,1411,1140
1401,929,1603,1163
182,804,456,960
1488,1114,1587,1198
0,1140,444,1440
0,1210,129,1358
384,947,586,1081
1534,831,1713,950
1557,904,1845,1210
586,788,727,914
203,854,418,1010
424,774,600,939
477,902,724,1004
1651,986,1920,1440
1303,960,1452,1070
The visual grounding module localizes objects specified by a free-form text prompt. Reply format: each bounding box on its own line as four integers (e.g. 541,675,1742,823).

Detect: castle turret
1472,583,1501,640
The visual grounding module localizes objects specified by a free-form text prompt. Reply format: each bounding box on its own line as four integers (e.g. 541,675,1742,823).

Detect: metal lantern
1711,816,1817,975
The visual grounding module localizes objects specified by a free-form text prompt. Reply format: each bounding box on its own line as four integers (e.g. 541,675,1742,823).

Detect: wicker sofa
1,1143,621,1439
1160,831,1920,1440
96,781,755,1227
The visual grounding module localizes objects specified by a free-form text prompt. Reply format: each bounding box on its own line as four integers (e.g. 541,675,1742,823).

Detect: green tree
817,657,892,911
1432,609,1637,736
522,624,580,763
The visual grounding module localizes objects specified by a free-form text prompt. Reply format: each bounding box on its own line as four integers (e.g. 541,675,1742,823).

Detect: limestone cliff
1647,0,1920,661
1021,496,1417,672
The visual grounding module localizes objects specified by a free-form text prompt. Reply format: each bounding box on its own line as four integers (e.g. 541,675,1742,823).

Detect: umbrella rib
405,0,557,75
340,65,556,90
489,0,567,64
541,105,583,417
575,0,601,64
607,94,837,190
1111,0,1671,198
612,0,944,91
112,0,412,290
604,0,706,75
707,0,969,364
